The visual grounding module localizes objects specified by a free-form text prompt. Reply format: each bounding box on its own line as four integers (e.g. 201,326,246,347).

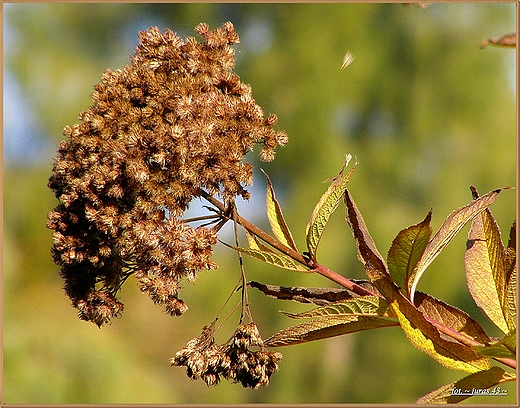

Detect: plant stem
313,262,377,297
198,188,307,264
494,357,517,369
198,189,375,297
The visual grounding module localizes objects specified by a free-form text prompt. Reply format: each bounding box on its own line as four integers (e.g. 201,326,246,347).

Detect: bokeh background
3,3,516,404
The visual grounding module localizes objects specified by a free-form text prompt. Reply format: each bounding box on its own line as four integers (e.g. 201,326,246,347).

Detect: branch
198,188,377,298
313,262,377,297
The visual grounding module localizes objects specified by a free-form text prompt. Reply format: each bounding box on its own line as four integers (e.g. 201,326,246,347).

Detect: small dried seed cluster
172,323,282,388
47,22,287,326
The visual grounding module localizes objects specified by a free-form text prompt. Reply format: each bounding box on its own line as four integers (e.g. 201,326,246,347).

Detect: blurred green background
4,3,516,404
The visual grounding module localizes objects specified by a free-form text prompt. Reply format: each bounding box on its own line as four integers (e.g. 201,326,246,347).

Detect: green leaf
305,154,356,261
387,211,432,298
344,190,491,373
228,244,311,272
473,330,516,359
282,295,392,318
416,366,516,404
465,216,506,332
464,187,512,333
244,229,268,252
265,316,397,347
262,169,298,252
264,296,398,347
410,187,508,303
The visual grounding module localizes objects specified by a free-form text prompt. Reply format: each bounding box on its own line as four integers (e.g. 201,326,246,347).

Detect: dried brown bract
47,22,287,326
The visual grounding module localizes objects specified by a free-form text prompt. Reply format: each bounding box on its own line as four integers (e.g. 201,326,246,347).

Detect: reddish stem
199,189,377,297
312,262,377,297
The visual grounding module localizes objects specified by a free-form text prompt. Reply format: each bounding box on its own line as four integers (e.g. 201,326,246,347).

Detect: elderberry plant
48,22,516,402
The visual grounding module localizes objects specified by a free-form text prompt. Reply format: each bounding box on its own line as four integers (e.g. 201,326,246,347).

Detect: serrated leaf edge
305,154,356,261
225,243,311,272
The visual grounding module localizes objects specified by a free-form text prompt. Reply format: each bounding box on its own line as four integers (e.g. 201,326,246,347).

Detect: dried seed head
75,290,124,328
173,322,281,389
47,22,287,326
233,323,264,349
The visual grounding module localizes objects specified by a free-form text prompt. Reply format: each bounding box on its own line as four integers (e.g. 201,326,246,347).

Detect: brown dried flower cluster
172,323,282,388
47,22,287,326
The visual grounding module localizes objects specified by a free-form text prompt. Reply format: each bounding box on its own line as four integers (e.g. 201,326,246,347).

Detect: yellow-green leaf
345,191,491,372
305,154,356,261
231,245,311,272
504,222,516,332
473,330,516,359
414,292,490,344
387,211,432,298
262,169,298,252
282,296,391,319
392,303,491,373
416,366,516,404
265,316,398,347
465,212,508,333
244,229,267,252
265,297,397,347
363,263,491,373
464,187,512,333
410,187,508,302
